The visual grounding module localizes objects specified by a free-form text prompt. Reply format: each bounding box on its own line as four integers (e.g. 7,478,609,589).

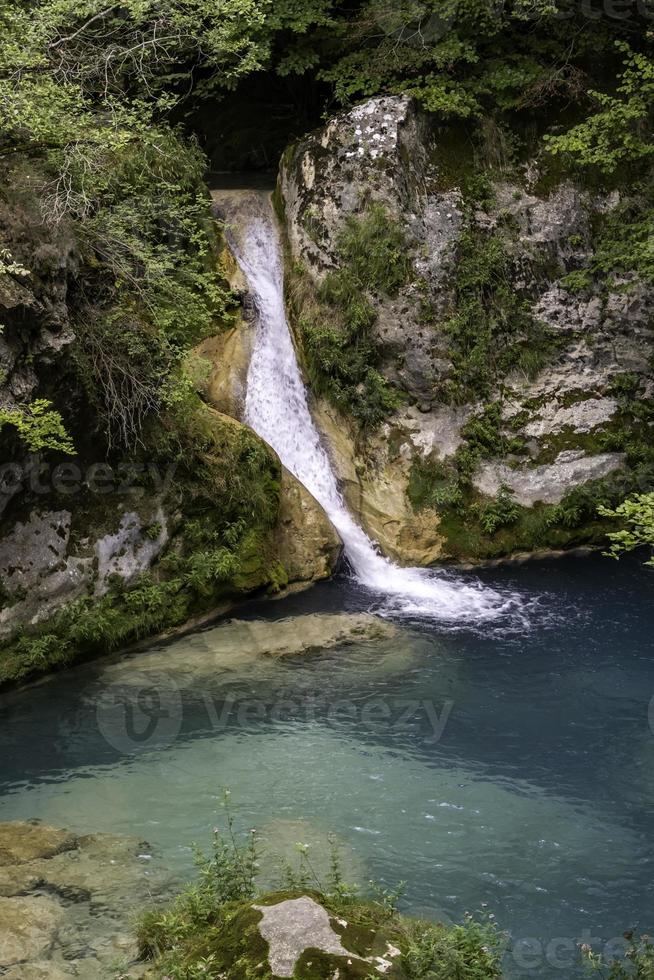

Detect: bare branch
48,6,118,50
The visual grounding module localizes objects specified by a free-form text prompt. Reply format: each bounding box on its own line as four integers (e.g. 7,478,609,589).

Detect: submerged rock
0,895,65,967
0,820,77,866
0,821,173,977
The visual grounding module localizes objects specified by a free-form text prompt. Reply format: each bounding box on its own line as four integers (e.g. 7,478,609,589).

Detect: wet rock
0,821,173,977
275,467,342,584
314,398,444,565
2,964,73,980
216,612,397,659
0,894,64,966
0,821,77,866
189,318,255,419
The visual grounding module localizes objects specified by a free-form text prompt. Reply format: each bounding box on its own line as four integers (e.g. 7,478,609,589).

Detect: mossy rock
147,891,408,979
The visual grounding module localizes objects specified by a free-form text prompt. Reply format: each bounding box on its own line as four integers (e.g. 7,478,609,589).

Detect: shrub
598,492,654,566
296,205,407,427
475,486,521,535
441,229,556,403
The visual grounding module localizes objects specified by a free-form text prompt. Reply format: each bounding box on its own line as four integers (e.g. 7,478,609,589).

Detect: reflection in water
0,556,653,977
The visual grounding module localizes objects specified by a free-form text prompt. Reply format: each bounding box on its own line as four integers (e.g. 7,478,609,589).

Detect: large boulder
280,95,457,402
279,97,654,563
275,467,342,584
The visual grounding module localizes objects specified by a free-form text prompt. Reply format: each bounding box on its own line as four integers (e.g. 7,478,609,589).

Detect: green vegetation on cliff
599,492,654,566
292,205,406,427
1,0,653,665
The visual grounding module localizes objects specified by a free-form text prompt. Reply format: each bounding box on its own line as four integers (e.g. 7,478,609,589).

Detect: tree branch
48,6,118,50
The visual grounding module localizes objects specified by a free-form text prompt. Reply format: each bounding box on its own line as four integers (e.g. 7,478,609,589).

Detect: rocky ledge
0,820,173,978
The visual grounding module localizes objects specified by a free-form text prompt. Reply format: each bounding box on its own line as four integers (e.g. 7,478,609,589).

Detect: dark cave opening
188,70,332,177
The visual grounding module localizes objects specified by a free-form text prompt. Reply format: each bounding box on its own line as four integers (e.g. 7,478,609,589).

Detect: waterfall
216,190,523,624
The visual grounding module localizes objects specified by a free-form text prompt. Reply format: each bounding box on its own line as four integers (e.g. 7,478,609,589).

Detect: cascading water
216,190,524,623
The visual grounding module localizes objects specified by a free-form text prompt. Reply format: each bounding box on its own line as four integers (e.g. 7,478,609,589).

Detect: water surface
1,554,652,977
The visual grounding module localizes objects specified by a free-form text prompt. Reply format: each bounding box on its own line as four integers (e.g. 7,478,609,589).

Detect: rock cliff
279,96,654,563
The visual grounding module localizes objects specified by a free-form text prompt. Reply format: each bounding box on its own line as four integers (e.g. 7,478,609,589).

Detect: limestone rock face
280,95,458,402
189,317,255,419
0,504,170,640
275,467,342,584
280,96,654,562
313,399,443,566
474,451,627,507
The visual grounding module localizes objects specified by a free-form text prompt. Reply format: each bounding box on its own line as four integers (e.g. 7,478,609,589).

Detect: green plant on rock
0,248,30,278
138,795,504,980
598,492,654,566
0,399,75,454
582,932,654,978
440,228,555,403
590,183,654,287
402,911,504,979
296,205,407,427
545,44,654,177
474,485,521,536
335,204,412,296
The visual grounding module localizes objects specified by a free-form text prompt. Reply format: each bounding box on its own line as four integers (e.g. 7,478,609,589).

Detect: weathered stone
95,509,169,596
474,451,626,506
0,895,64,966
253,896,365,977
275,466,342,584
0,506,168,639
280,95,428,276
522,397,618,438
533,285,603,334
0,822,77,866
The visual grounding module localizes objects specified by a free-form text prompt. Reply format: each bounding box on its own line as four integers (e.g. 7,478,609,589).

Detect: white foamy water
216,190,524,624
